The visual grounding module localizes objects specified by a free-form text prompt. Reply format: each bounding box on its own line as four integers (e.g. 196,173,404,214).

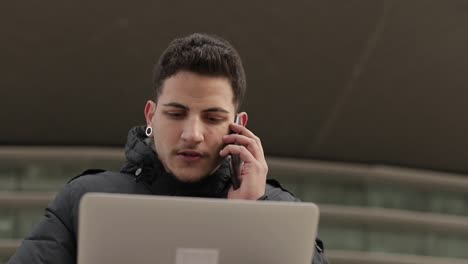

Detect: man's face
145,71,237,182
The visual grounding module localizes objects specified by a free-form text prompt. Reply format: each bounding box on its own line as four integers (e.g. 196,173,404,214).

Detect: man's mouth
176,150,205,161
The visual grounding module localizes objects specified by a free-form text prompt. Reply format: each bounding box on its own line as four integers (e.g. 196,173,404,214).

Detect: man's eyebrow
162,102,188,110
162,103,230,113
202,107,230,113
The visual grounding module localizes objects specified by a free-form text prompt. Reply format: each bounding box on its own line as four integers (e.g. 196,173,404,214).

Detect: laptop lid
78,193,319,264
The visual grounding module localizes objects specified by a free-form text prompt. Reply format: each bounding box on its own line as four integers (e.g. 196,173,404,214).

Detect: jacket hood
120,126,232,198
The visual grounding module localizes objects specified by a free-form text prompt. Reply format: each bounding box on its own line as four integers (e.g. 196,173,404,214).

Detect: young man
8,33,328,264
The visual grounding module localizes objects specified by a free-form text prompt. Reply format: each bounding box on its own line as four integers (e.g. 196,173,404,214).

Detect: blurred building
2,1,468,263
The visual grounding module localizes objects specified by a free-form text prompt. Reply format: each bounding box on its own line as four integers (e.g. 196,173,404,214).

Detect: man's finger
223,134,263,160
219,144,257,163
228,123,264,153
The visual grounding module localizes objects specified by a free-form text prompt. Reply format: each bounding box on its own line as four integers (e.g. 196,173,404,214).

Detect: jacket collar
120,126,231,198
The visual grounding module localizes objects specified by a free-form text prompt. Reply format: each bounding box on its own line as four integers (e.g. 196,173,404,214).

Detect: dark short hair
152,33,246,110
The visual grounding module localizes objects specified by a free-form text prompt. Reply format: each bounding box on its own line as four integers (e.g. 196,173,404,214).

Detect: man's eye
166,112,184,119
206,116,224,124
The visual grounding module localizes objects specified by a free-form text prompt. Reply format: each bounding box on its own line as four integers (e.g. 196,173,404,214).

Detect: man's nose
180,118,204,143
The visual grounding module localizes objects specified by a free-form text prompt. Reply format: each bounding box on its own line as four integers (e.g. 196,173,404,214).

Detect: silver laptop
78,193,319,264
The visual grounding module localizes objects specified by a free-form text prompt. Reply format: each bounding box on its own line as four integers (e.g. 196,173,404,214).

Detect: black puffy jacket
8,126,328,264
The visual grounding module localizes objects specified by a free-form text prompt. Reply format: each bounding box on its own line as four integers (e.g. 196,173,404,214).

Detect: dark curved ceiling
2,0,468,174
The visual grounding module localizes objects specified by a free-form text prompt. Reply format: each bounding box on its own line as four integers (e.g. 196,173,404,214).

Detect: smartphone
229,115,242,190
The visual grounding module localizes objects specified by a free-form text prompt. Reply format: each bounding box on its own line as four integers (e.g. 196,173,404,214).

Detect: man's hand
219,123,268,200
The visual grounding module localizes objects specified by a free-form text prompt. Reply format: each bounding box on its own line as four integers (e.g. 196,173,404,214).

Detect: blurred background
2,0,468,263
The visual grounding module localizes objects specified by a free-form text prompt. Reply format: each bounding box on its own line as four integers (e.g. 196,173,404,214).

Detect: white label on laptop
175,248,219,264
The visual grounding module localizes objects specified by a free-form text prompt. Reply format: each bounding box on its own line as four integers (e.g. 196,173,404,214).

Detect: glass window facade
1,150,468,263
273,174,468,217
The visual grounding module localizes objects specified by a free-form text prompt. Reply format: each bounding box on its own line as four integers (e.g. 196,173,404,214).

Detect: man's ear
238,112,248,127
144,100,157,125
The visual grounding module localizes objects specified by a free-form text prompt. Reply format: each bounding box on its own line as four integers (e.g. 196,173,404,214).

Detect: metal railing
267,157,468,193
0,146,468,193
2,146,468,192
2,241,468,264
1,191,467,236
327,250,468,264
